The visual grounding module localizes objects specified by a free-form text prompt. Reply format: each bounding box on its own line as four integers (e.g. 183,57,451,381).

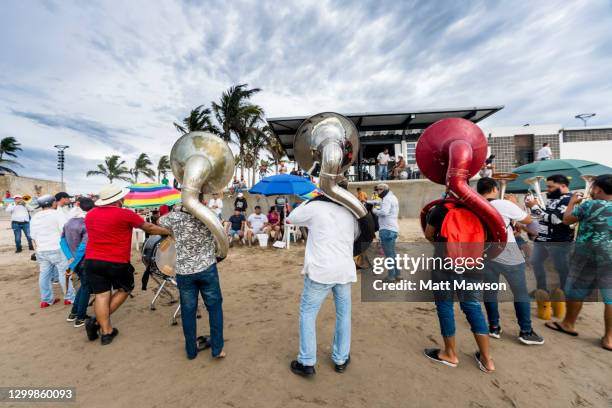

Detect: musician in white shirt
536,143,553,161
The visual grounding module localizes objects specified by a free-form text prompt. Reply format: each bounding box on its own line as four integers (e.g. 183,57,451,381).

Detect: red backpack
440,202,485,265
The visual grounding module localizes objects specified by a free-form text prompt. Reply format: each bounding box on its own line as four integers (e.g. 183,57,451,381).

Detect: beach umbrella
249,174,317,197
123,182,181,208
505,159,612,193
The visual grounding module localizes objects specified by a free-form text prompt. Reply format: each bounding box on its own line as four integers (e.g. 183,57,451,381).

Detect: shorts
564,257,612,304
229,229,242,236
86,259,135,294
515,235,526,248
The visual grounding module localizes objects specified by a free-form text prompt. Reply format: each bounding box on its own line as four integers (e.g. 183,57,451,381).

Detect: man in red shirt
85,185,170,345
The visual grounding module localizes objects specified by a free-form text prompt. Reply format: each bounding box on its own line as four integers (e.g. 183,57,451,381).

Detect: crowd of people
4,170,610,376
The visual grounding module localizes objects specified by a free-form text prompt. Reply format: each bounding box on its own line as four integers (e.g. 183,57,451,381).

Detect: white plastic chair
284,224,298,249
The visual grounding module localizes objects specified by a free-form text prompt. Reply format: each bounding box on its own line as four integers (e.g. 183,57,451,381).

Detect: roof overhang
267,105,503,159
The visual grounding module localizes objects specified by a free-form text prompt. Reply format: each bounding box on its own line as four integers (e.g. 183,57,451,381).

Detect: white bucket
256,234,269,247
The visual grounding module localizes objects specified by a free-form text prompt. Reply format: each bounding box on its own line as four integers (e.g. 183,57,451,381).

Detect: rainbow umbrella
124,183,181,208
299,188,321,200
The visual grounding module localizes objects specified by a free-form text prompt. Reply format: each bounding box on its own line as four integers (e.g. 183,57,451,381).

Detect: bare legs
94,289,130,335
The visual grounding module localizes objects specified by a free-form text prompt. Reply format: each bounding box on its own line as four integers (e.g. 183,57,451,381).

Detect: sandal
423,348,457,368
474,352,494,373
545,322,578,337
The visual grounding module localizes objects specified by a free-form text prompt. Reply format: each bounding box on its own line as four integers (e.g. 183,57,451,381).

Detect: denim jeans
176,264,224,359
483,261,532,333
298,275,351,366
11,221,33,251
377,165,388,180
531,242,570,291
379,229,399,279
70,262,90,319
37,249,75,303
432,269,489,337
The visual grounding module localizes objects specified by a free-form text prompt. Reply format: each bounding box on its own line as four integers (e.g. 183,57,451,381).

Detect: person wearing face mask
525,174,574,295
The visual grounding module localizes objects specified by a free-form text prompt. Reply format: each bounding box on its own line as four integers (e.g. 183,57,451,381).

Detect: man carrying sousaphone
84,185,170,345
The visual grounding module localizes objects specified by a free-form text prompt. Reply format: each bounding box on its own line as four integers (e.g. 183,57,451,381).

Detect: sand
0,214,610,408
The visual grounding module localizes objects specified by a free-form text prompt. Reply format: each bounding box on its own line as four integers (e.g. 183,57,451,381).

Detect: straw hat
95,184,130,206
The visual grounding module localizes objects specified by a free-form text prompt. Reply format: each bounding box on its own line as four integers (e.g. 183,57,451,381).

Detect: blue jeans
11,221,33,251
483,261,532,333
176,264,224,359
379,229,399,279
70,262,91,319
531,242,570,291
37,249,75,303
377,165,388,180
298,276,351,366
432,270,489,337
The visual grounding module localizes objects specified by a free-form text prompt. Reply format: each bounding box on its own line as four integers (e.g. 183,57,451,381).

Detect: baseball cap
14,194,23,199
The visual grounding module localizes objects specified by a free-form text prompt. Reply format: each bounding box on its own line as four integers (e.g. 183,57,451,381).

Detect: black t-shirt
426,203,449,258
228,214,245,231
234,197,248,211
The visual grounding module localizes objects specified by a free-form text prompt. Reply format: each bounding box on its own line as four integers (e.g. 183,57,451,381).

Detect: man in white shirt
376,148,390,180
30,195,75,308
536,143,553,161
245,205,269,246
207,192,224,220
5,194,34,252
286,197,358,377
372,184,400,282
477,178,544,345
55,192,81,223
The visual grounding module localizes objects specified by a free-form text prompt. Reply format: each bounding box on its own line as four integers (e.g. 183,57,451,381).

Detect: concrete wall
208,179,449,219
0,175,63,198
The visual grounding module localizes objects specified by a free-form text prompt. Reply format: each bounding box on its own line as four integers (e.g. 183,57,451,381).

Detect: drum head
155,236,177,277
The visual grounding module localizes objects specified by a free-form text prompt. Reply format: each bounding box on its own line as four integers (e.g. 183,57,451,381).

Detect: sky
1,0,611,193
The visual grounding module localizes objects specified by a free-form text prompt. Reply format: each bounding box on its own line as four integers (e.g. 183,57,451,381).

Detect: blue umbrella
249,174,317,196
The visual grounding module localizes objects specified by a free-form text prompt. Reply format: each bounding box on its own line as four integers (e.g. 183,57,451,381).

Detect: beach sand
0,215,610,407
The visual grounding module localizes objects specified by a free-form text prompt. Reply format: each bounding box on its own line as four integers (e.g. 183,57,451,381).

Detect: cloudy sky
1,0,611,193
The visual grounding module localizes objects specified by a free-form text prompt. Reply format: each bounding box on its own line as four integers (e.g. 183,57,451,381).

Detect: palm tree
0,136,22,175
174,105,220,134
86,155,132,183
131,153,155,183
244,124,273,185
157,155,171,183
211,84,264,176
264,131,286,174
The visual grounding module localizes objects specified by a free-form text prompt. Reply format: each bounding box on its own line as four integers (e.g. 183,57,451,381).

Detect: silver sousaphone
170,131,234,260
293,112,367,218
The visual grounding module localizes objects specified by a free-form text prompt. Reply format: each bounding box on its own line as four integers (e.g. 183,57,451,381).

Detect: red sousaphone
416,118,507,256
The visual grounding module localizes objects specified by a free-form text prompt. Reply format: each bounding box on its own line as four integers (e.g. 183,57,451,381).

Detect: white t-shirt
489,199,527,265
6,203,33,222
377,152,390,165
536,146,552,160
207,198,223,216
247,213,267,232
30,209,65,251
287,200,358,285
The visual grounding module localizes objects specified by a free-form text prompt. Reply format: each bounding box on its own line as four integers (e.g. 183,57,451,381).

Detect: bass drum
142,235,163,268
155,236,177,277
141,235,177,277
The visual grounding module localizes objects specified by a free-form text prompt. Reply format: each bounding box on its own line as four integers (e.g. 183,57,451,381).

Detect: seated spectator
391,155,406,179
267,206,282,240
238,176,247,191
230,177,240,195
224,209,246,246
245,206,269,246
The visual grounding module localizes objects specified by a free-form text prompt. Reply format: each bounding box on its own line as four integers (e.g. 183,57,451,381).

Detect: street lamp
54,145,69,188
575,113,596,127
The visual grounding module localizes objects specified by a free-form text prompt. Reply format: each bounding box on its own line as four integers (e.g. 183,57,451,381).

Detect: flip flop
545,322,578,337
423,348,457,368
474,352,493,373
601,338,612,351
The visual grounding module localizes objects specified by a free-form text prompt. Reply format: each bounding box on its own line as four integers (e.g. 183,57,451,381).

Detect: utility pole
54,145,69,188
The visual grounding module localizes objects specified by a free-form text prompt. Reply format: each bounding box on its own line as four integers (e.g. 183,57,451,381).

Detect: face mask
547,188,561,199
